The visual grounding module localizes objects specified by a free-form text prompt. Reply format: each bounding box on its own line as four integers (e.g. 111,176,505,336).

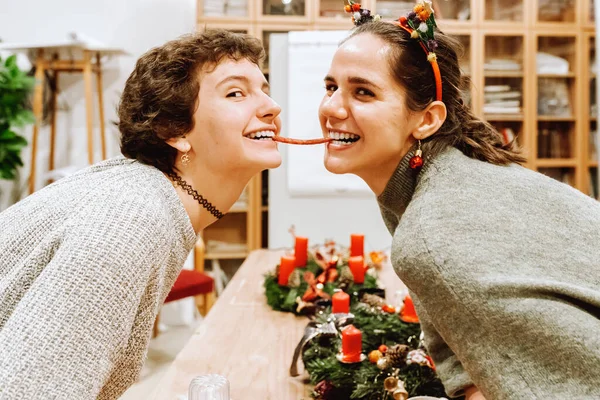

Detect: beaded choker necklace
168,173,224,220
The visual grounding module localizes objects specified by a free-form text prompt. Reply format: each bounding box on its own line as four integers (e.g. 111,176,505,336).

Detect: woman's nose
320,91,348,120
258,94,282,120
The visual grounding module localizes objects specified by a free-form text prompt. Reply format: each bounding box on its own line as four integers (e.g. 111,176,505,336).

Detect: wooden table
152,249,405,400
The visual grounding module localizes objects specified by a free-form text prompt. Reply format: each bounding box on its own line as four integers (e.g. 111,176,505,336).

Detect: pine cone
314,380,335,400
387,344,410,368
287,268,303,288
338,266,354,287
361,293,386,308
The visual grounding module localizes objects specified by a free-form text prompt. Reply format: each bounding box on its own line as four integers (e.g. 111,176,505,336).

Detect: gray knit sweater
378,147,600,400
0,157,196,400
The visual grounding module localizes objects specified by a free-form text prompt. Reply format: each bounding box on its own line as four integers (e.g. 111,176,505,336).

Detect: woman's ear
413,100,447,140
166,136,191,153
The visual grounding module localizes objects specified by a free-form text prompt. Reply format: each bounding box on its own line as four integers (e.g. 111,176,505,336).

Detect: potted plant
0,54,35,204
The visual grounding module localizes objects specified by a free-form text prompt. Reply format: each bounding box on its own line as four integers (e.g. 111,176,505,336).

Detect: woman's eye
325,84,337,93
227,91,243,98
356,88,374,97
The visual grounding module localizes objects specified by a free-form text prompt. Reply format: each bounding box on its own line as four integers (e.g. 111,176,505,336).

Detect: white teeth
331,140,352,146
247,130,275,140
327,130,359,141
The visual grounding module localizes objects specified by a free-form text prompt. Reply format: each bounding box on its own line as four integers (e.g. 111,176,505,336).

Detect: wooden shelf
205,251,249,260
538,73,576,78
484,114,523,121
261,205,269,212
537,116,576,122
536,159,577,168
590,161,599,168
198,16,252,24
484,71,523,78
228,205,249,213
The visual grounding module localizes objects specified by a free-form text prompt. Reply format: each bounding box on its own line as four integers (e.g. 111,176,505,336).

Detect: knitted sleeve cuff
434,353,474,398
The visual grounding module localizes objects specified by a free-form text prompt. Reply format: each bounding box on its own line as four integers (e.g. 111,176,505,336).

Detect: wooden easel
28,48,107,194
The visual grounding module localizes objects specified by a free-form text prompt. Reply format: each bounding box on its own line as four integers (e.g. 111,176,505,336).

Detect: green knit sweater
377,147,600,399
0,157,197,399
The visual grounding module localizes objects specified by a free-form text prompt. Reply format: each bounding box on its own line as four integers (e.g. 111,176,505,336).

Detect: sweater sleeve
411,293,473,398
0,200,170,400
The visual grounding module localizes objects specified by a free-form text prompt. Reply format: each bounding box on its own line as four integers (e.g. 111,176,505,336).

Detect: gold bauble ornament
368,350,383,363
392,379,409,400
376,357,389,370
384,376,398,391
393,390,408,400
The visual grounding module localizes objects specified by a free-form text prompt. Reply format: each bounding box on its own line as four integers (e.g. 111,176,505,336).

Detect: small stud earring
181,151,191,166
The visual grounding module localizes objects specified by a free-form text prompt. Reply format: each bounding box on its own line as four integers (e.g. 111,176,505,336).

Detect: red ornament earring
409,140,423,170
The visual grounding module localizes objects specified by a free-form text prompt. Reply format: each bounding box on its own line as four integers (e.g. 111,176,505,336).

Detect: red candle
278,255,296,285
400,294,420,323
350,234,364,258
341,325,363,363
348,256,366,284
294,236,308,267
332,290,350,314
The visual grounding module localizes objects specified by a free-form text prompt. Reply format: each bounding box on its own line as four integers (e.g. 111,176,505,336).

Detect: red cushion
165,270,214,303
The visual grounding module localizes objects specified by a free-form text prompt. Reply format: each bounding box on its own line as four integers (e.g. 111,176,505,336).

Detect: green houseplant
0,54,35,180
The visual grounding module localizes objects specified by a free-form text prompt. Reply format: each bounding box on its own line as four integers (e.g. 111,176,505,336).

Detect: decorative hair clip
343,1,381,25
343,0,443,102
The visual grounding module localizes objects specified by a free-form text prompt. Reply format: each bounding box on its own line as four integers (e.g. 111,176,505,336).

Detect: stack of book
203,0,226,16
490,1,523,20
484,85,521,115
376,1,414,18
538,0,575,21
203,0,248,16
484,58,521,73
225,0,248,16
538,128,571,158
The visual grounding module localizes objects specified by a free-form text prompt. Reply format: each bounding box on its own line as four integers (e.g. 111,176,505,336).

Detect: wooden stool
29,48,107,193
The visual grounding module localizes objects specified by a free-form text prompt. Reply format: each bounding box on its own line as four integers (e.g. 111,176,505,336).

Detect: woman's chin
253,152,282,170
324,157,354,175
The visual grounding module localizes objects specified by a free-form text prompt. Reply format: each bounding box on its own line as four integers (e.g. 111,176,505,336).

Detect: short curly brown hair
118,29,265,174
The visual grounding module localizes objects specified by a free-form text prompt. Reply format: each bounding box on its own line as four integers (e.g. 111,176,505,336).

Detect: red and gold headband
344,0,443,102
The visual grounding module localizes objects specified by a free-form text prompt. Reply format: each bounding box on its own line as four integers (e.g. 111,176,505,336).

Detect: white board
286,30,372,196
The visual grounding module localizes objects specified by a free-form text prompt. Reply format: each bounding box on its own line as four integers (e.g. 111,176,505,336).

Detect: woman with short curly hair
0,29,282,399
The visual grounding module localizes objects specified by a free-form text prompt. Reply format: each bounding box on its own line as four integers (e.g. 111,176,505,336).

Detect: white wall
0,0,197,210
268,33,392,252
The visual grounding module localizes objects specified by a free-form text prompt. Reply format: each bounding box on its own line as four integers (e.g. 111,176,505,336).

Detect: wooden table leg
83,51,94,165
95,53,106,160
29,50,46,194
48,70,59,184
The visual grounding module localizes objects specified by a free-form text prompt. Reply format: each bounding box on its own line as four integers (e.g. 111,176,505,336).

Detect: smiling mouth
327,130,360,146
245,130,276,141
